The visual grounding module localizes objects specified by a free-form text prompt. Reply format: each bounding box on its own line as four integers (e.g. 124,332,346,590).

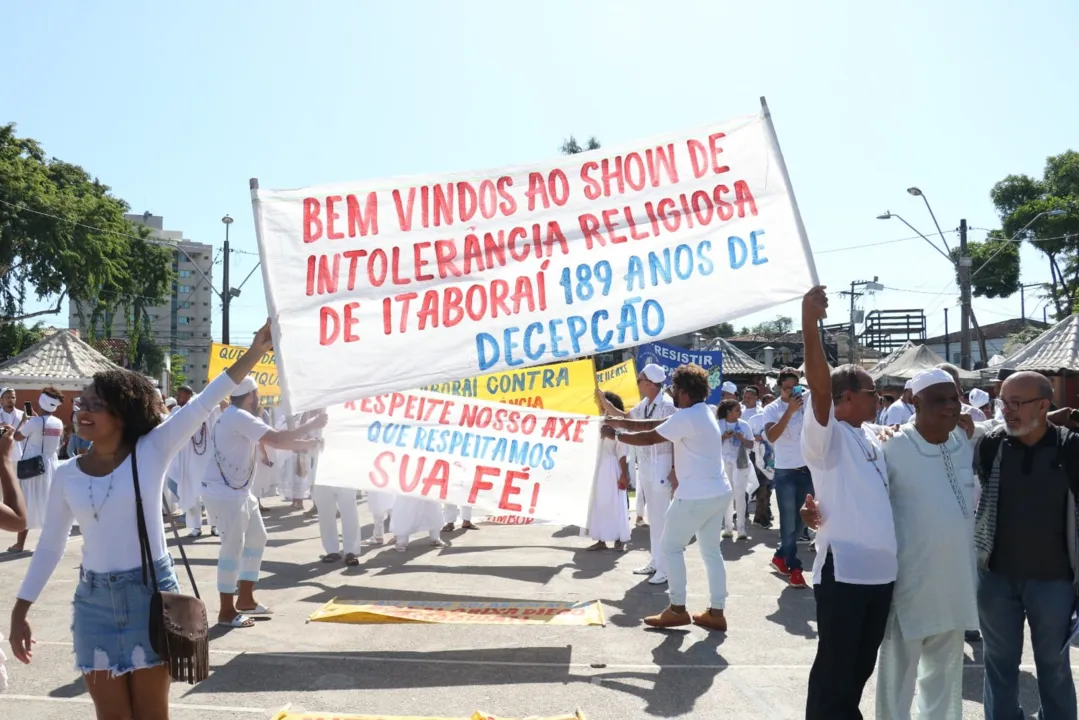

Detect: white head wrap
968,388,990,409
640,364,666,384
911,368,954,396
0,387,13,398
165,397,177,408
903,379,913,391
721,381,738,394
230,376,259,397
38,393,62,413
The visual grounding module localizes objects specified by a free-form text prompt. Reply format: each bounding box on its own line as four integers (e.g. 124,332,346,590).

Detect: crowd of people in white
1,294,1078,718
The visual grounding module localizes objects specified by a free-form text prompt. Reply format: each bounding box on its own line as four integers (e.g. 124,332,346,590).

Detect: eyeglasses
1000,397,1044,412
75,397,109,413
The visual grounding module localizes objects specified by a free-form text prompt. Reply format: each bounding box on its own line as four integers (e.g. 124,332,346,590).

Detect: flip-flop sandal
6,545,23,553
236,603,273,616
344,553,359,566
219,614,254,628
321,553,342,563
360,536,384,547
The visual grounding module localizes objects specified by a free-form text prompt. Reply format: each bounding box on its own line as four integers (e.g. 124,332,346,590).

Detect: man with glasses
597,363,676,585
973,371,1079,719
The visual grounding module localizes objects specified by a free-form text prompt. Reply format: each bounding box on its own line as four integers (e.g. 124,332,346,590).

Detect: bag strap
131,445,202,599
130,447,159,593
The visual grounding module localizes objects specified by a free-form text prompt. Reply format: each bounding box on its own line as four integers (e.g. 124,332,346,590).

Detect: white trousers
661,495,731,608
443,504,472,524
203,494,268,595
312,485,360,556
722,459,751,533
642,456,673,574
875,613,964,720
186,501,205,532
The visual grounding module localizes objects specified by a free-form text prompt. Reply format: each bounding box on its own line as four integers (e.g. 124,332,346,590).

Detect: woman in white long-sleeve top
7,323,274,720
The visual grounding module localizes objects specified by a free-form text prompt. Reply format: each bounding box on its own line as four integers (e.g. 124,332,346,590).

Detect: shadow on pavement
765,586,817,640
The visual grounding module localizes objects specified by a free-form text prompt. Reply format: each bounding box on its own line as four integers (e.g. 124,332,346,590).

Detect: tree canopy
0,122,173,338
560,136,601,155
0,321,45,363
983,150,1079,318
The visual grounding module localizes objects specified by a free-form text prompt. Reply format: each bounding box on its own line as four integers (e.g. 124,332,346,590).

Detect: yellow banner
272,712,586,720
421,359,600,415
308,599,605,626
208,342,280,403
595,359,640,408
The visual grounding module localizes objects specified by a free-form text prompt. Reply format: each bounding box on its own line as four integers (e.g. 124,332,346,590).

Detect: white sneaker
648,572,668,585
430,539,447,548
735,532,747,541
633,564,656,575
721,529,734,539
187,528,202,538
394,544,407,553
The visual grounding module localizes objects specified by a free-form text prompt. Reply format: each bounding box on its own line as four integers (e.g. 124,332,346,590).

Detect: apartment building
68,212,215,390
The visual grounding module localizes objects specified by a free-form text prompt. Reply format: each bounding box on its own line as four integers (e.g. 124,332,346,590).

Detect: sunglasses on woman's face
76,397,109,413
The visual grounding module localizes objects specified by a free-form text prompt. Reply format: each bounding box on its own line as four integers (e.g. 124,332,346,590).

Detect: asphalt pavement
0,495,1066,719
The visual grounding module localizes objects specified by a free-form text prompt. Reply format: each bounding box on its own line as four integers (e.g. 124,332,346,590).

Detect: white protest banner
252,99,816,412
314,390,600,526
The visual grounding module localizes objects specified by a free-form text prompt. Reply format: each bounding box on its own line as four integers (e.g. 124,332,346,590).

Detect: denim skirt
72,555,179,675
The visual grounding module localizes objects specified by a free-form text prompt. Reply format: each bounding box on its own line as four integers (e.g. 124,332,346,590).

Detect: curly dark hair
91,369,163,448
670,364,711,404
603,390,625,413
716,398,741,420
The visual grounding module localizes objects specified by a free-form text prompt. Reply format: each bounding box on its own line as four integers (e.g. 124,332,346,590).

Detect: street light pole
221,215,233,345
959,219,972,370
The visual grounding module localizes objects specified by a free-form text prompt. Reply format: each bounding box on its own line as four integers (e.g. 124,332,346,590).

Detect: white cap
968,388,990,408
721,381,737,394
911,368,954,396
903,379,913,390
230,376,259,397
640,363,666,384
165,397,177,408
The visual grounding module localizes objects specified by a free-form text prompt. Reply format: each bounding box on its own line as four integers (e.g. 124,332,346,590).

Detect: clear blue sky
4,0,1076,348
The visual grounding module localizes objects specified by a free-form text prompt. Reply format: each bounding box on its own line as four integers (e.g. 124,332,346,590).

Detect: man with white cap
0,388,25,465
804,365,978,719
721,381,739,403
202,376,326,627
907,362,987,424
968,387,992,419
597,362,677,584
882,380,916,426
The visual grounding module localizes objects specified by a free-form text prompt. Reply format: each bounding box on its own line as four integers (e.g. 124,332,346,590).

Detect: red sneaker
770,556,790,576
788,568,808,588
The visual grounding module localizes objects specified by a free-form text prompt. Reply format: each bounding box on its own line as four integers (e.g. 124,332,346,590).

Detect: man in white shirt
0,388,25,464
203,377,326,627
167,385,220,538
721,381,739,403
799,286,898,720
597,363,677,585
761,366,814,587
606,363,732,632
883,381,915,426
907,363,986,423
741,387,770,527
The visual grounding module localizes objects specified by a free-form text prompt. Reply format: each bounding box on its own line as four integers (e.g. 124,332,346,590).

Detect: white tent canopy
0,330,121,391
869,342,980,388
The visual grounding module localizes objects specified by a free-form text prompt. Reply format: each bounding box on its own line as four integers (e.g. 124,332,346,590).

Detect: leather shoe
643,606,691,628
692,609,727,632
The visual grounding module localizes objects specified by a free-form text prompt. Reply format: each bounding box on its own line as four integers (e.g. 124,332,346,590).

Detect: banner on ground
595,358,640,407
252,102,818,412
308,599,605,626
207,342,280,404
316,391,599,525
636,341,724,404
422,358,598,414
272,711,587,720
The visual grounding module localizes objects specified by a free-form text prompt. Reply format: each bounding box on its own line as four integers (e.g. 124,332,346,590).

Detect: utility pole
841,278,884,364
958,219,972,370
944,308,950,363
221,215,233,345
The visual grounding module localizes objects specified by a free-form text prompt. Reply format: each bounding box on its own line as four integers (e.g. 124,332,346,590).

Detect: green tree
987,150,1079,319
750,315,794,335
560,136,601,155
0,321,45,363
0,123,174,342
170,353,187,394
132,336,166,377
952,231,1021,299
1003,324,1045,355
707,322,736,338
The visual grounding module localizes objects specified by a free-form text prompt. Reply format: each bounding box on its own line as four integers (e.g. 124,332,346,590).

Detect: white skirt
581,453,631,543
366,490,395,520
22,473,51,530
390,496,443,541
